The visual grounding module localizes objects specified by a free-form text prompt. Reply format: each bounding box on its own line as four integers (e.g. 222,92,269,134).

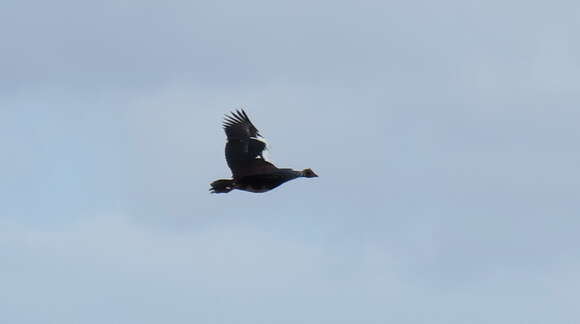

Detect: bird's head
302,168,318,178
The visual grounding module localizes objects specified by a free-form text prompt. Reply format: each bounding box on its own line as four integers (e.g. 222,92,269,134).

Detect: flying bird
210,110,318,193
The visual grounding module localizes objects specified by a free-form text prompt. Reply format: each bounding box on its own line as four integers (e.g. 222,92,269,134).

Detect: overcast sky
1,1,580,323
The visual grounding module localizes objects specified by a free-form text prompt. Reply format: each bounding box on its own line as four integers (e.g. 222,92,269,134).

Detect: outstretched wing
223,109,260,139
222,110,277,177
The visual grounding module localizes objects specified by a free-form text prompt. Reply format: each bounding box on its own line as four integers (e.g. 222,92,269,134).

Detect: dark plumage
210,110,318,193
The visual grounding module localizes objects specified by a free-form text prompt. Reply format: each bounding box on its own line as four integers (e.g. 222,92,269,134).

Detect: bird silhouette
210,110,318,193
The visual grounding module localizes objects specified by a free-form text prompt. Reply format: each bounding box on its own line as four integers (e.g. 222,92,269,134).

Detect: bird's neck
278,169,303,178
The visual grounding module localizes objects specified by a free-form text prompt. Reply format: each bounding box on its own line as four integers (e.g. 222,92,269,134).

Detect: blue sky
1,1,580,323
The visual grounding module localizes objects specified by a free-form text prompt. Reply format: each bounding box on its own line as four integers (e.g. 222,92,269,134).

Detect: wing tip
221,108,262,138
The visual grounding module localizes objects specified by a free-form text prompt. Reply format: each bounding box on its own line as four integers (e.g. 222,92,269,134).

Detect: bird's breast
235,183,272,193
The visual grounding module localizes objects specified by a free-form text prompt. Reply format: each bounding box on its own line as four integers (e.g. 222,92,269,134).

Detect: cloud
2,213,580,323
2,0,580,323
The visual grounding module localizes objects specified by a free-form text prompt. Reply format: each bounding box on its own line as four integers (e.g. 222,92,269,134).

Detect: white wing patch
225,137,270,159
251,136,271,161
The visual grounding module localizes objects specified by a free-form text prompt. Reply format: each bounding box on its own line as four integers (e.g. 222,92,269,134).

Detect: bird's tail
210,179,235,193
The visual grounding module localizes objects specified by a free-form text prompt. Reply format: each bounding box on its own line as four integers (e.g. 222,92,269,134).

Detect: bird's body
210,110,317,194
